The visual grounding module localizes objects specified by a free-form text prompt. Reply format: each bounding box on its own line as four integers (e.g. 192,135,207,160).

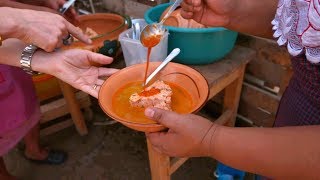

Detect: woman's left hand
32,49,118,98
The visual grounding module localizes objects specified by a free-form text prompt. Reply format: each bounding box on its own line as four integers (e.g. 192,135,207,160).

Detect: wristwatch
20,44,40,75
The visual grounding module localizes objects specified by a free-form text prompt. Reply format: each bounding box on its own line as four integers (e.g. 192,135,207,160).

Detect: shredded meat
129,80,172,110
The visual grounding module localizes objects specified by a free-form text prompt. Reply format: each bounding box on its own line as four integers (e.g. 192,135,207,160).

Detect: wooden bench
146,46,255,180
33,75,91,136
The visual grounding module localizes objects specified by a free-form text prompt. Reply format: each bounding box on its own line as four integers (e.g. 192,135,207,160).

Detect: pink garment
0,65,40,156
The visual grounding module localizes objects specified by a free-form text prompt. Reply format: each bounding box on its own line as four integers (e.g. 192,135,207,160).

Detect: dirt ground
4,99,221,180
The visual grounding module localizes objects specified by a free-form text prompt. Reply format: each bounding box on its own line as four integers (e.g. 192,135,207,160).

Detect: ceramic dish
63,13,130,54
98,62,209,132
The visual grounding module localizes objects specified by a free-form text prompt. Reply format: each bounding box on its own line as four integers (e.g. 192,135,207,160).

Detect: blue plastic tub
144,3,238,65
215,162,245,180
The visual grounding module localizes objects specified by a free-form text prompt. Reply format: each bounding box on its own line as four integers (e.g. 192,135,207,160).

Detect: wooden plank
223,65,246,127
169,158,188,175
40,91,91,123
147,139,170,180
241,82,280,115
215,109,233,125
59,81,88,136
40,119,74,136
238,78,278,127
236,115,255,127
238,100,275,127
237,35,291,66
246,57,285,88
207,67,242,100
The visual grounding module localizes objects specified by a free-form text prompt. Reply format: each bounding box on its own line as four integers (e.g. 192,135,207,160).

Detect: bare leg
0,157,16,180
23,123,48,160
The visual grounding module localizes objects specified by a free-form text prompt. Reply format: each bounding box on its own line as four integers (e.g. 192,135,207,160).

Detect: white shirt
272,0,320,63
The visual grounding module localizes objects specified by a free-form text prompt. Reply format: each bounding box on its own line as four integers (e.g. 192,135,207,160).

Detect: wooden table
146,46,255,180
58,81,88,136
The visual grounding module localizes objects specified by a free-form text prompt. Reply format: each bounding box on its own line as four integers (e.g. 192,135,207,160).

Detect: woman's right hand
0,7,91,52
145,108,218,158
180,0,236,27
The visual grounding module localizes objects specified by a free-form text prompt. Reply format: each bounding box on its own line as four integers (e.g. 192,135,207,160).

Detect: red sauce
143,47,152,85
142,35,162,86
141,35,162,48
112,81,193,124
138,87,160,97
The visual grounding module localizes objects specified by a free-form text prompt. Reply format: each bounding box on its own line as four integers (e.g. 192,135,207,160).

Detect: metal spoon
140,0,183,47
135,23,141,40
59,0,76,14
144,48,181,86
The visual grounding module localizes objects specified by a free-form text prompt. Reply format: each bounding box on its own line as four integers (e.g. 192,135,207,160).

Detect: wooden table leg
223,65,246,127
147,138,170,180
58,80,88,135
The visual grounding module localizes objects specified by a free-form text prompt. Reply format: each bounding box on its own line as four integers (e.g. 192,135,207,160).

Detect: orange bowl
98,62,209,132
63,13,128,52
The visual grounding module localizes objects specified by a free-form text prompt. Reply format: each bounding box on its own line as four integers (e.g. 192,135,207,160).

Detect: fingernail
88,39,92,44
145,108,155,118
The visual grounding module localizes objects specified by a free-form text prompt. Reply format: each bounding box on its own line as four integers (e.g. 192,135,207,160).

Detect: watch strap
20,44,40,75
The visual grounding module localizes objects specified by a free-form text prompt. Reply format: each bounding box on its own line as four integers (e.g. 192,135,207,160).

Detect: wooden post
58,80,88,135
223,65,246,127
147,139,170,180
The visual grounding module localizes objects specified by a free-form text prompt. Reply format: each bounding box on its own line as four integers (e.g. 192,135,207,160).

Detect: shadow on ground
4,101,217,180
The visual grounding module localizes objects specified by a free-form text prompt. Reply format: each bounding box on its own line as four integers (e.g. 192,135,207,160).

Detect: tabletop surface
110,46,256,86
191,46,255,86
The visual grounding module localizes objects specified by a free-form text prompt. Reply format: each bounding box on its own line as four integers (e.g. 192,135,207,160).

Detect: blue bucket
144,3,238,65
215,162,246,180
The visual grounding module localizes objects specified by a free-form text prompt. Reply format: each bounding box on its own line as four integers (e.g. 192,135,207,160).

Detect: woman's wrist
200,123,221,158
31,50,54,75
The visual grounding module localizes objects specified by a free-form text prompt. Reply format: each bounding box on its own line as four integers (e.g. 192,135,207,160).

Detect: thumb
145,108,187,131
87,51,114,65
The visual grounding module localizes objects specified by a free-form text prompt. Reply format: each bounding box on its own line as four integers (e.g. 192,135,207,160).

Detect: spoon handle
159,0,183,24
145,48,181,86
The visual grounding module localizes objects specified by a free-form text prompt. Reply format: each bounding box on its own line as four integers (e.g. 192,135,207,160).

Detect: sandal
25,150,67,165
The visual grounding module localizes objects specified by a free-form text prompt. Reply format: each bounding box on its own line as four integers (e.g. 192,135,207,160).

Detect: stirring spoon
144,48,181,86
140,0,183,47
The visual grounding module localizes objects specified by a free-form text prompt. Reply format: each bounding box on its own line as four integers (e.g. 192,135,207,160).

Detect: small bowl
98,62,209,132
63,13,129,53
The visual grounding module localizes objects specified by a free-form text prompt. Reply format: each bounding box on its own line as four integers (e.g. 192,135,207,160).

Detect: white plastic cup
119,19,168,67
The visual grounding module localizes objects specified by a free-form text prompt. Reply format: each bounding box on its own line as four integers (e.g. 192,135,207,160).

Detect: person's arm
0,7,90,52
0,39,118,98
0,0,56,13
181,0,279,38
145,108,320,179
205,125,320,179
226,0,278,38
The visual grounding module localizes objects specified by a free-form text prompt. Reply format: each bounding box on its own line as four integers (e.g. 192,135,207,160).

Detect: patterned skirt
274,55,320,127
